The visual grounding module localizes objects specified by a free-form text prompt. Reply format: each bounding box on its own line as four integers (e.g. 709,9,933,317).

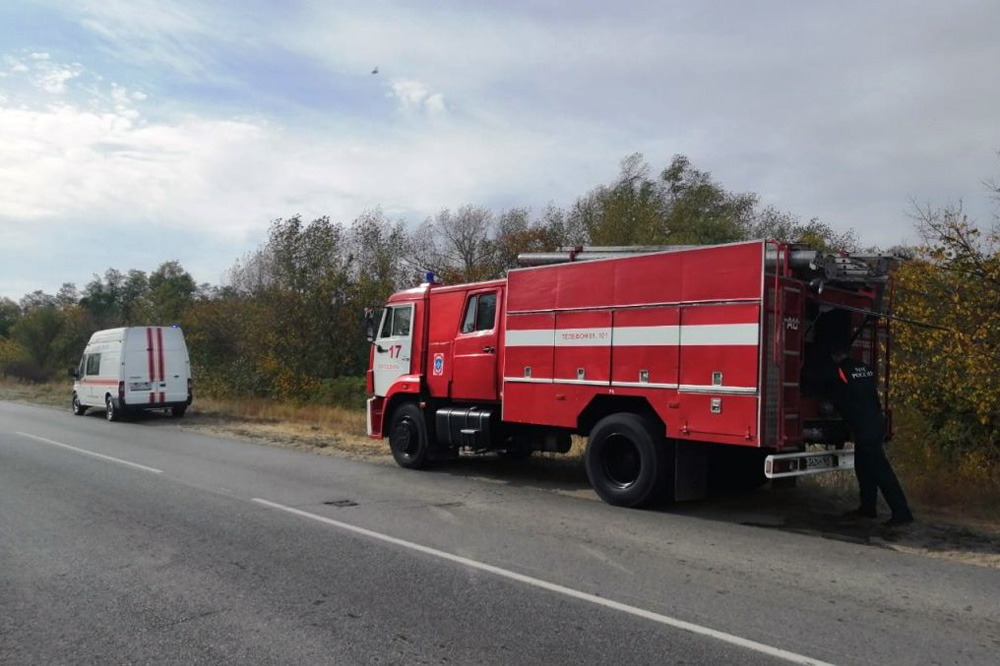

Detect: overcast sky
1,0,998,299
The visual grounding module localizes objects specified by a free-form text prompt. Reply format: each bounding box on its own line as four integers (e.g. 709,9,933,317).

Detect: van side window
461,291,498,334
85,353,101,376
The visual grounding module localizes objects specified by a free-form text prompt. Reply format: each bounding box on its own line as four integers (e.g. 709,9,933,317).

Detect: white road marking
16,432,164,474
252,498,837,666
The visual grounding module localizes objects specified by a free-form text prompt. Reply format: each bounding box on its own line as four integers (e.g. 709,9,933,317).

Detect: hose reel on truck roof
517,242,894,283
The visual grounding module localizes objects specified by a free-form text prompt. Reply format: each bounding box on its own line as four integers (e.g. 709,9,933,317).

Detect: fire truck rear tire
388,402,431,469
585,413,668,508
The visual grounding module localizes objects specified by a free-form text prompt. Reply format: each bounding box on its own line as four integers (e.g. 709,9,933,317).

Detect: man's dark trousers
855,432,911,519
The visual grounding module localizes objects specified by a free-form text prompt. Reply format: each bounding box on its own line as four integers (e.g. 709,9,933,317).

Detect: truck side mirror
364,308,376,343
69,367,78,379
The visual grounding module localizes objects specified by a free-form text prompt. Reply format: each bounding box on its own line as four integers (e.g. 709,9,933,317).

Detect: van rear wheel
171,406,187,418
72,393,86,416
105,395,120,422
585,413,668,507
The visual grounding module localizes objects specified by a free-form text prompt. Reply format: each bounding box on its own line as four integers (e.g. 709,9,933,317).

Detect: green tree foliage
80,269,126,328
0,297,20,338
893,197,999,465
745,206,858,251
190,212,411,398
148,261,196,324
10,303,64,377
574,153,758,246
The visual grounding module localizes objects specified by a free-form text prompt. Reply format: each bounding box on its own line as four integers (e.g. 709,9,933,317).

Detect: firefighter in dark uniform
826,341,914,526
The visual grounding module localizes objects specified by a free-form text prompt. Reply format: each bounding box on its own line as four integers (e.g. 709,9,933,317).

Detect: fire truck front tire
585,413,668,507
388,402,431,469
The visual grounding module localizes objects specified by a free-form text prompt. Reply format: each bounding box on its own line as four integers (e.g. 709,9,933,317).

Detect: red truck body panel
370,240,886,453
501,241,766,446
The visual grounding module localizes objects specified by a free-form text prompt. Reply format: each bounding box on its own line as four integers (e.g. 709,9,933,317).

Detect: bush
2,360,51,383
311,376,368,410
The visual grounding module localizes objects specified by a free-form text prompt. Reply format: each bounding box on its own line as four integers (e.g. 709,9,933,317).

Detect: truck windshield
379,305,412,338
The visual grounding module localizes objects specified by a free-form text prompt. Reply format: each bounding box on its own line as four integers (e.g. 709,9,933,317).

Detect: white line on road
15,432,164,474
252,498,838,666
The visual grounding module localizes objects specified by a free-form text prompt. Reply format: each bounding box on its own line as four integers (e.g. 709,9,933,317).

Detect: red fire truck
365,240,893,507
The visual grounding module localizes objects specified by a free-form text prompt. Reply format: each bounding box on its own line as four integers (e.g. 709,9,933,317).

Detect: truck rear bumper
764,449,854,479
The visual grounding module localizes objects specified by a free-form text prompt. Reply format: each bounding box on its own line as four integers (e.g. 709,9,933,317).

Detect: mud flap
674,441,708,501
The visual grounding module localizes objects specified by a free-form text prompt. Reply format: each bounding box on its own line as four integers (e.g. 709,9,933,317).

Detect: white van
70,326,193,421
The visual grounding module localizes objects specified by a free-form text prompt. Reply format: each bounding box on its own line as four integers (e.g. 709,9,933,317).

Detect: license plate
804,454,835,470
129,382,152,391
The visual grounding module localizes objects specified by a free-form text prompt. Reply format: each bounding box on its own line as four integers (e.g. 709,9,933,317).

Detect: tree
745,206,858,251
10,305,64,373
80,269,126,328
572,153,758,247
0,297,19,339
490,207,571,275
121,269,151,323
56,283,79,307
148,261,195,324
573,153,665,245
892,194,999,462
412,205,496,283
659,155,756,244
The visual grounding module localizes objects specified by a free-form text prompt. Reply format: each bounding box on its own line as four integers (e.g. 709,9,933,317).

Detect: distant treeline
1,153,996,465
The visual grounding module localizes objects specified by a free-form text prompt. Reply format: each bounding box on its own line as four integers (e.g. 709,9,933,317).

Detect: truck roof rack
516,242,896,284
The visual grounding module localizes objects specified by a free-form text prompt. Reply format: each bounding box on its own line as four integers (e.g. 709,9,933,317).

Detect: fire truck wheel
389,402,430,469
585,413,667,507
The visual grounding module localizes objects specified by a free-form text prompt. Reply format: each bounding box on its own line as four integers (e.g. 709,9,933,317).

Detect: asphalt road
1,401,998,666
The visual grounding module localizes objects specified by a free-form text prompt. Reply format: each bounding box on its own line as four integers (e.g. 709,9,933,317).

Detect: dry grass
190,396,367,437
183,396,387,461
0,379,69,408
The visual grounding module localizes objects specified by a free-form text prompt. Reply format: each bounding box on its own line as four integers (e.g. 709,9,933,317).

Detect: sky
1,0,998,299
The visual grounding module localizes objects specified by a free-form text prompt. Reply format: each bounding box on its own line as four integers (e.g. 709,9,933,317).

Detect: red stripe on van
146,328,155,382
149,392,155,403
159,392,165,403
157,328,165,384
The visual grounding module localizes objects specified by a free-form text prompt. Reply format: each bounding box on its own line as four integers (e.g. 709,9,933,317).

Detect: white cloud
33,62,83,94
424,93,446,115
132,90,147,101
2,51,84,94
0,89,592,262
70,0,243,79
5,0,999,274
4,55,28,73
389,79,447,114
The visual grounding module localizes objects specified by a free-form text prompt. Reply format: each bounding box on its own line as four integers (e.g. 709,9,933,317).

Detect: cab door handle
483,346,495,354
